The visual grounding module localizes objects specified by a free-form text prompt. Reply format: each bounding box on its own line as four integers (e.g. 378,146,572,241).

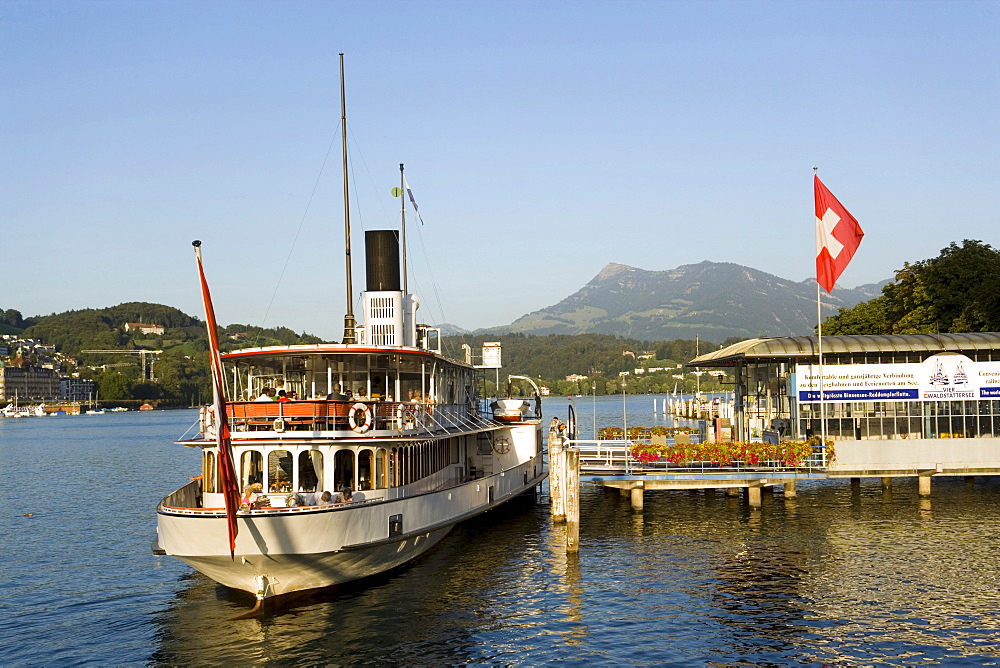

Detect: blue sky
3,1,999,340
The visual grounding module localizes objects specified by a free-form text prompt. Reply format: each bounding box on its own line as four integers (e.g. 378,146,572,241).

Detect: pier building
688,332,1000,475
552,333,1000,532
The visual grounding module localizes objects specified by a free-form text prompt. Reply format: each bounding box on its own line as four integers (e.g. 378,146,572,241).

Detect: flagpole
816,276,827,462
192,240,240,558
400,163,408,295
340,53,357,344
814,167,827,464
813,170,864,466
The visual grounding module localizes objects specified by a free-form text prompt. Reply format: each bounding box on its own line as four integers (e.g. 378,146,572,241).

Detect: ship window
388,447,398,487
334,449,355,492
358,449,373,491
204,451,217,493
375,448,387,489
298,450,322,492
388,514,403,537
268,450,293,493
241,451,263,488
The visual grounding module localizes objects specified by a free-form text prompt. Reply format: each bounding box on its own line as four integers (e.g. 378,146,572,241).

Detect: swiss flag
815,174,864,293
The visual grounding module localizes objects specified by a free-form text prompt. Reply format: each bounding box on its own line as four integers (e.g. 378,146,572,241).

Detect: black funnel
365,230,401,291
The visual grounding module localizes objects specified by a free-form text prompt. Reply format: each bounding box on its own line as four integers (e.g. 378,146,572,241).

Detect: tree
1,309,24,328
94,369,135,400
823,240,1000,335
823,296,891,335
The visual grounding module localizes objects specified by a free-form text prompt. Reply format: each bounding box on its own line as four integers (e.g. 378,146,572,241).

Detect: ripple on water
7,407,1000,664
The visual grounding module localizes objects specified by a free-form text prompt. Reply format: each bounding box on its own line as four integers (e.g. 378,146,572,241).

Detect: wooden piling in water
565,448,580,552
549,434,565,523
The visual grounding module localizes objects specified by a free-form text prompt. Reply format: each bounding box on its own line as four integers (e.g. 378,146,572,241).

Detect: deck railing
223,399,484,436
571,438,830,476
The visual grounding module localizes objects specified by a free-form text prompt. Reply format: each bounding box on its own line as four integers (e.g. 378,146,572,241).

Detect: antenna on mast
340,53,357,344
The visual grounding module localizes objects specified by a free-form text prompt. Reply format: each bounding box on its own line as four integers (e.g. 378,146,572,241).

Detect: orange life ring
396,406,416,430
202,405,215,429
349,402,373,433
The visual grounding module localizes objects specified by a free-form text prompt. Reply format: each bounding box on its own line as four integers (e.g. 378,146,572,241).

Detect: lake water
3,398,1000,665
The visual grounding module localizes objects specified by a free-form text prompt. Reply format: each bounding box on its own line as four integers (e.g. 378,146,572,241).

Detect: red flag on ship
193,241,240,558
815,174,864,293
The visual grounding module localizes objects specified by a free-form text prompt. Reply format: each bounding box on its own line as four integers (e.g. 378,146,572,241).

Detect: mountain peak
501,260,887,341
595,262,635,281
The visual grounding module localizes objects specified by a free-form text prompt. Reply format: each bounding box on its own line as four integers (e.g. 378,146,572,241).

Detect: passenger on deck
285,492,304,507
254,388,275,401
318,491,334,506
334,486,354,503
240,484,260,510
326,383,348,401
275,380,287,398
354,388,368,400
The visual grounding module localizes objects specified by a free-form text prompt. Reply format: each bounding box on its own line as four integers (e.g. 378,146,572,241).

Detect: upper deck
218,397,502,441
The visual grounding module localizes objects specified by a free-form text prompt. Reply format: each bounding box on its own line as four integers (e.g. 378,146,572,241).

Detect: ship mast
340,53,357,344
400,163,408,295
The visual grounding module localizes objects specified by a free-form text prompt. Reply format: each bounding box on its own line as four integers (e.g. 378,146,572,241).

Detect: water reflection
151,477,1000,665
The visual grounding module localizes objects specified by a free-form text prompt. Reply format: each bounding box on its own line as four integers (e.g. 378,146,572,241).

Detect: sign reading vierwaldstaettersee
795,354,1000,402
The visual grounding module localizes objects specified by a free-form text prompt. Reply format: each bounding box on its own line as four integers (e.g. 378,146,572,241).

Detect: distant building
565,374,588,382
60,377,97,402
125,322,165,336
0,366,61,401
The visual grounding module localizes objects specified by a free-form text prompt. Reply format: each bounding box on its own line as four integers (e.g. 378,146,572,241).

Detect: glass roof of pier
688,332,1000,367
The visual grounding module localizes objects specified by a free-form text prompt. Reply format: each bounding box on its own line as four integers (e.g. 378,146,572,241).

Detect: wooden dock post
565,447,580,552
549,434,566,523
784,480,797,498
747,485,762,508
881,476,892,491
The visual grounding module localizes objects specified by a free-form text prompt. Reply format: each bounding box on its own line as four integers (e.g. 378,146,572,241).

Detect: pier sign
795,353,1000,402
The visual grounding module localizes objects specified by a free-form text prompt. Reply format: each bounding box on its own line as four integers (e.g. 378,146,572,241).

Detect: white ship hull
156,438,545,600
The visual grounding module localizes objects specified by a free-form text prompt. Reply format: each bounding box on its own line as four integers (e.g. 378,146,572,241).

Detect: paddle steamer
153,57,544,605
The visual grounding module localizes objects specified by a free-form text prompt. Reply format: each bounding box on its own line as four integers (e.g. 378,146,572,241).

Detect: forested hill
442,332,730,395
4,302,322,357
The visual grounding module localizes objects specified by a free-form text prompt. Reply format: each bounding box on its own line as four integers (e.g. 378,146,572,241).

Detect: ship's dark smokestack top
365,230,401,292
